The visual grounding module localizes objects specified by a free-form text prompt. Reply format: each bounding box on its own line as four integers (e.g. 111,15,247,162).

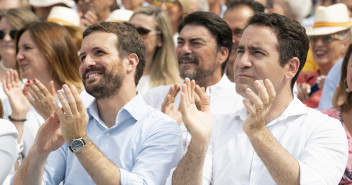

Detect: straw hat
107,9,134,22
29,0,75,8
306,3,351,36
47,6,80,26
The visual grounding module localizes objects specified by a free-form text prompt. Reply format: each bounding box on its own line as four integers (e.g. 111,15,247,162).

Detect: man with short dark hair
12,22,183,185
143,11,243,149
168,13,348,185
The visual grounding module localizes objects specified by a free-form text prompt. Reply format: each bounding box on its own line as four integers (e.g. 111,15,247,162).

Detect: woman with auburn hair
130,6,181,95
2,21,92,160
15,21,83,120
322,43,352,184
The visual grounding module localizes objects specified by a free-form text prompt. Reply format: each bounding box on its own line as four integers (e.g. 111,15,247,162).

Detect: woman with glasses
130,6,181,95
0,8,38,83
297,4,351,108
322,43,352,184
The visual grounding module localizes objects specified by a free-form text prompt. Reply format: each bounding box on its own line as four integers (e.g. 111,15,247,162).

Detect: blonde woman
130,6,181,95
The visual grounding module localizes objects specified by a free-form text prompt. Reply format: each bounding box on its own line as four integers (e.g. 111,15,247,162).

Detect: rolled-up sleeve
298,117,348,185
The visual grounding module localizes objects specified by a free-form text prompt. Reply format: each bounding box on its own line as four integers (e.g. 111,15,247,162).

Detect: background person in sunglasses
0,8,38,100
130,6,181,95
297,3,351,108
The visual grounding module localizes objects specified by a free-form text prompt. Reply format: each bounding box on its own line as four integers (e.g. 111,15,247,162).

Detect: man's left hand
242,79,276,135
53,84,89,144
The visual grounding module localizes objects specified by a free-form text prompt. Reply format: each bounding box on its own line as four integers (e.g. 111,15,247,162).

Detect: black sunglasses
135,27,152,36
0,29,18,40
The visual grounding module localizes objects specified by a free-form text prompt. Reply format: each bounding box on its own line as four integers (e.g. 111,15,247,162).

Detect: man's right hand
32,113,65,156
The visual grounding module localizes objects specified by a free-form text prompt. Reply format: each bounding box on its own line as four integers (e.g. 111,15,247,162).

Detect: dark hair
246,13,309,90
226,0,265,13
333,43,352,108
83,22,146,86
177,11,233,73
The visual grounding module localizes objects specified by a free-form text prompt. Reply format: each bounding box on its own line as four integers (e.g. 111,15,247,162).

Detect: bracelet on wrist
8,115,27,122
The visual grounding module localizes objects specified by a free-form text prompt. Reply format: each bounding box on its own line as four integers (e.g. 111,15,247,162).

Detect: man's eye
237,49,244,54
80,56,86,62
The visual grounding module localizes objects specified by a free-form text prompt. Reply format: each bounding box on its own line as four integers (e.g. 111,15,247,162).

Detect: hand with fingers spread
180,78,213,143
161,84,182,125
2,69,30,121
53,84,89,144
25,79,56,120
242,79,276,134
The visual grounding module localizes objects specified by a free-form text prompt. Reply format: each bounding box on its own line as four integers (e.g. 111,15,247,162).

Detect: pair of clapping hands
3,70,89,153
3,69,57,121
162,78,276,142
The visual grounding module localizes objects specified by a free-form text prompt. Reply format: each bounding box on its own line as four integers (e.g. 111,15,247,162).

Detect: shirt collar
86,94,148,128
206,75,234,94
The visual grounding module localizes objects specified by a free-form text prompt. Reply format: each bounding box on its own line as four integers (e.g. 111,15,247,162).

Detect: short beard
179,54,217,81
83,64,124,99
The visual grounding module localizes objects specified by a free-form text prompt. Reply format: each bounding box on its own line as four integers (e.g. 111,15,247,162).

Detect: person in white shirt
168,12,348,185
143,11,243,148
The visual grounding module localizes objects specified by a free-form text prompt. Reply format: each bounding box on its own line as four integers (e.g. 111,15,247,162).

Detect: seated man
12,22,183,185
169,13,348,184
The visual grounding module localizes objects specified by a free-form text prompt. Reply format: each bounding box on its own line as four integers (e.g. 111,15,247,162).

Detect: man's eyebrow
248,45,269,55
79,52,86,58
189,38,206,43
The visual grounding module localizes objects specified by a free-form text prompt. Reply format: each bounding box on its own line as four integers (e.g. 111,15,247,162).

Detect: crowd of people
0,0,351,184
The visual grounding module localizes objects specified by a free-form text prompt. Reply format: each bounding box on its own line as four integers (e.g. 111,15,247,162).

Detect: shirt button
105,132,110,136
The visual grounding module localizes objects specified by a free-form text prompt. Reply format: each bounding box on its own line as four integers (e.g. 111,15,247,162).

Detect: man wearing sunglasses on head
297,3,351,109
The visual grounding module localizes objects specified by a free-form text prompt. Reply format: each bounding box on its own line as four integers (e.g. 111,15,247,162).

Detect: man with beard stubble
12,22,183,185
143,11,243,149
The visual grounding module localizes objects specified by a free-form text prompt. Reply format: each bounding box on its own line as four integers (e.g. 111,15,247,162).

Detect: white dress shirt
198,97,348,185
144,75,243,115
144,75,243,149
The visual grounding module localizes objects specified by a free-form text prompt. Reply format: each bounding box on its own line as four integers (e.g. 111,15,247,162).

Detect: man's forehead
179,24,215,41
81,31,117,50
239,25,278,49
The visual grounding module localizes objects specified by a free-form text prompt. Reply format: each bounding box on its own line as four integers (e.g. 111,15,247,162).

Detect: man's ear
125,53,139,75
284,57,300,80
217,46,229,65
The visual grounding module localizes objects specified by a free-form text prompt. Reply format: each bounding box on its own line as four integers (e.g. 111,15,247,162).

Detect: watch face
71,139,84,152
